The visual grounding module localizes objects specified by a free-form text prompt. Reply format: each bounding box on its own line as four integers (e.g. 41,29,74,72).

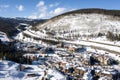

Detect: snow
0,31,9,42
83,70,92,80
47,69,66,80
37,14,120,34
89,37,120,46
24,30,47,38
12,13,120,80
113,65,120,72
0,60,41,80
14,32,42,44
15,28,120,56
76,67,87,71
0,60,66,80
62,40,120,55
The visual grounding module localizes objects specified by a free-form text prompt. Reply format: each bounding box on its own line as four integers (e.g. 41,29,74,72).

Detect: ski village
0,8,120,80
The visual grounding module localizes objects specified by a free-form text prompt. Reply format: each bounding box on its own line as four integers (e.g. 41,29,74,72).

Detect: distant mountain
0,17,47,37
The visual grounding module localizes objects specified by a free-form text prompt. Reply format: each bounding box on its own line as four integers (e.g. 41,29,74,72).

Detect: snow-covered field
0,60,66,80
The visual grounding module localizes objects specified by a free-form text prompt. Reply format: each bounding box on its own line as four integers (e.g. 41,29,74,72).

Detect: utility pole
19,57,22,71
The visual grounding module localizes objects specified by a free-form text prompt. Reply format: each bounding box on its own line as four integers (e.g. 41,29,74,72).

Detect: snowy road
63,40,120,55
16,30,120,55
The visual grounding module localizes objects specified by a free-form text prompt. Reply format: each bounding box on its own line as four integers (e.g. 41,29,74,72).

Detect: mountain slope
35,8,120,35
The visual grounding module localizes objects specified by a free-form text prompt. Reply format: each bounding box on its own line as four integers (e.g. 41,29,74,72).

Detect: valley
0,9,120,80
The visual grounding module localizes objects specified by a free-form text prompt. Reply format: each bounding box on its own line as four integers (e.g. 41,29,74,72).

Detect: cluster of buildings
17,42,120,80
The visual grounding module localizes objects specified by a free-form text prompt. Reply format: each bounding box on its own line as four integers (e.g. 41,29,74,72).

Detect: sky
0,0,120,19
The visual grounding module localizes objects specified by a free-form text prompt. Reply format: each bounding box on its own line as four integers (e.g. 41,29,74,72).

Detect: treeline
0,40,27,63
0,40,16,54
0,40,32,64
0,52,32,64
106,31,120,41
0,40,18,62
0,18,18,37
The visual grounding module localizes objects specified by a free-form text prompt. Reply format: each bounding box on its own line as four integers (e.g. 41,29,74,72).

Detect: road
22,31,120,55
62,40,120,55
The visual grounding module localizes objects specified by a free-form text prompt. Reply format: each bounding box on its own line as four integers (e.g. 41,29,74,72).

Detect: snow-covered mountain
2,9,120,80
35,9,120,35
15,9,120,47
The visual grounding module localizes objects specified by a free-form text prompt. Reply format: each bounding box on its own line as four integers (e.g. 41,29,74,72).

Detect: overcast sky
0,0,120,19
